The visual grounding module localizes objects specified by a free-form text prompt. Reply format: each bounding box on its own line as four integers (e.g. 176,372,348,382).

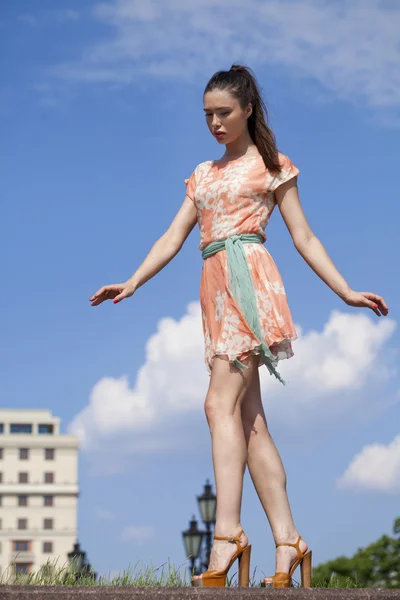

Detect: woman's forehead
203,89,237,108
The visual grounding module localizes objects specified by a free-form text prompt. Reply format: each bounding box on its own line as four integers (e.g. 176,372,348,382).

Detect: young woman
89,65,388,588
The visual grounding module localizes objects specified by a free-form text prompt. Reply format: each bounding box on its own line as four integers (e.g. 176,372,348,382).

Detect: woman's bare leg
192,354,258,580
240,368,308,580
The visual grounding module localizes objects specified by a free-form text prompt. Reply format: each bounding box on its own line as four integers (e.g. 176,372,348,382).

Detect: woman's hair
204,64,281,174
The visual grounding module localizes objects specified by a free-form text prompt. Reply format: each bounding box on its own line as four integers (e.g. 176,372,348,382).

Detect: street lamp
67,541,86,571
67,540,96,581
182,516,204,576
197,479,217,571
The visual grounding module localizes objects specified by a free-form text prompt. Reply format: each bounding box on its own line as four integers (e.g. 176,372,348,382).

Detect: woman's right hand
89,281,136,306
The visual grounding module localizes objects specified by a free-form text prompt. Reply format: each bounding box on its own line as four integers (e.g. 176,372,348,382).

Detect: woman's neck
223,134,256,160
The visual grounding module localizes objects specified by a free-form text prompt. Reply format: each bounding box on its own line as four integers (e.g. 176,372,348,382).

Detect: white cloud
68,302,397,459
51,9,80,22
95,507,116,520
18,9,79,28
262,310,396,396
47,0,400,112
337,434,400,493
68,301,208,450
120,525,155,543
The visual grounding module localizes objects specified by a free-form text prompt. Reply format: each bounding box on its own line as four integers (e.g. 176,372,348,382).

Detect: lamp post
67,540,96,581
182,516,204,576
197,479,217,571
67,542,86,571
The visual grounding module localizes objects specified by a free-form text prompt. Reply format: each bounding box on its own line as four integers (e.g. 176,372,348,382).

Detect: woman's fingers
113,289,126,304
89,284,121,305
345,290,388,317
365,297,381,317
89,283,134,306
113,283,136,304
363,292,389,315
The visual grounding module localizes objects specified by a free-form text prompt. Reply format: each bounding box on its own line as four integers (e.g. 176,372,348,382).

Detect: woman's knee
204,392,223,422
204,391,238,424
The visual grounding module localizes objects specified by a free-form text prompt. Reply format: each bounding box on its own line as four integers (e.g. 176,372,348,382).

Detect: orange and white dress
185,151,299,376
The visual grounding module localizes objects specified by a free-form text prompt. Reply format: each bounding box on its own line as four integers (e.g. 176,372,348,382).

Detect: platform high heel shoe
191,529,252,587
261,535,312,588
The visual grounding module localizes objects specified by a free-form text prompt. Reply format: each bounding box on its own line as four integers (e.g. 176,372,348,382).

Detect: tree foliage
312,518,400,588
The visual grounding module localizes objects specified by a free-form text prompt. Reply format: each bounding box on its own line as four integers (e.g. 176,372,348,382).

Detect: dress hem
206,335,298,375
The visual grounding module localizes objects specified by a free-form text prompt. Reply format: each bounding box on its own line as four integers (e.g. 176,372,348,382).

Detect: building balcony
0,435,79,448
0,527,76,536
9,551,35,563
0,483,79,495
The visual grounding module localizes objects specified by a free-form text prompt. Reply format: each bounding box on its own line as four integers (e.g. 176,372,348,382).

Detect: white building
0,409,79,579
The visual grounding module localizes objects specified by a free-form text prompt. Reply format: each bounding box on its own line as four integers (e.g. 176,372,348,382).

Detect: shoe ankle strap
276,535,303,558
214,529,244,542
214,529,244,553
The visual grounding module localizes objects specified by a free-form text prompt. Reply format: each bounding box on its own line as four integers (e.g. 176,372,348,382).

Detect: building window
0,495,2,506
15,564,31,575
14,540,29,552
0,472,2,483
10,424,32,434
43,541,53,553
19,472,29,484
18,519,27,530
0,424,3,434
38,424,54,435
45,448,55,460
0,447,3,458
44,495,53,507
19,448,29,460
18,495,28,506
44,472,54,484
43,519,53,530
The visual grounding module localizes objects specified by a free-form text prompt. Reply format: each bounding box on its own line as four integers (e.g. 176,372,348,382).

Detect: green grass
0,558,362,588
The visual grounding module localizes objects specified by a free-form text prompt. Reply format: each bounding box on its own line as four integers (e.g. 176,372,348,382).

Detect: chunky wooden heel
191,529,251,588
261,535,312,588
238,543,251,587
300,550,312,588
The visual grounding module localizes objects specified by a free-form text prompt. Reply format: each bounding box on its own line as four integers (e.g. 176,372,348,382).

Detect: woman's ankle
273,529,299,544
214,523,243,537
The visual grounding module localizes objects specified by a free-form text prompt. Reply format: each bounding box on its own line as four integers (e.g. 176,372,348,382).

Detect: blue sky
2,0,400,583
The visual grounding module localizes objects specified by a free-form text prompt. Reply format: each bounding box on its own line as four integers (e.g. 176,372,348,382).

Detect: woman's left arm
275,178,389,317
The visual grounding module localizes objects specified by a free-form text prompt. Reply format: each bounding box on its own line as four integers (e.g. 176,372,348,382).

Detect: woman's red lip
214,132,225,137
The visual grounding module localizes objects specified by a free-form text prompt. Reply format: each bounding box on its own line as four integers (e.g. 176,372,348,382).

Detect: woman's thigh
205,354,260,418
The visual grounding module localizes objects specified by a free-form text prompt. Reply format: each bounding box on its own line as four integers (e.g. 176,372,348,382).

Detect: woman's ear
246,103,253,119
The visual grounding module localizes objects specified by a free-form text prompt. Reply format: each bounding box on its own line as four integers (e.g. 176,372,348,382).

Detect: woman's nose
212,115,221,128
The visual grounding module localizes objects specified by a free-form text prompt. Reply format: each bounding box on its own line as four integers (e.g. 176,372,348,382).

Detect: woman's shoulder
276,152,292,168
195,159,214,170
267,152,300,191
185,160,213,192
189,160,214,179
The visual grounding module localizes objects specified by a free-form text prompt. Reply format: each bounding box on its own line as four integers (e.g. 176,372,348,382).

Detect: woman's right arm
127,195,197,291
89,195,197,306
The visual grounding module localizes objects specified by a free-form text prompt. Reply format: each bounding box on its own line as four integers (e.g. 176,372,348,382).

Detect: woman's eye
204,112,230,117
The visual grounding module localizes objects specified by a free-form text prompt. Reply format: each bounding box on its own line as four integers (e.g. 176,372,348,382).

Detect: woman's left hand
343,290,389,317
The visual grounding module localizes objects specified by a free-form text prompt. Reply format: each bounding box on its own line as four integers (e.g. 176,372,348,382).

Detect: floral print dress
185,151,299,374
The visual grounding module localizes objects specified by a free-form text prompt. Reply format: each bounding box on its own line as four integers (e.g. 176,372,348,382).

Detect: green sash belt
202,233,285,385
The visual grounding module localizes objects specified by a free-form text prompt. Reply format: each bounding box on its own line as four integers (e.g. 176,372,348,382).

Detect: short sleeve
184,167,197,201
268,153,299,192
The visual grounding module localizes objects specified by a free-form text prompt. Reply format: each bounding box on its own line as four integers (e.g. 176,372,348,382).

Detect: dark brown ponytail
204,64,282,174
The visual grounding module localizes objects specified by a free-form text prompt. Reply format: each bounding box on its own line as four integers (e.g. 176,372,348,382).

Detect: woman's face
203,89,252,145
